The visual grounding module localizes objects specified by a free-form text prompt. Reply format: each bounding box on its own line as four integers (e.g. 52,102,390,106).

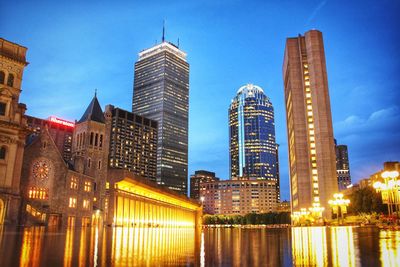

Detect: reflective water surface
0,226,399,266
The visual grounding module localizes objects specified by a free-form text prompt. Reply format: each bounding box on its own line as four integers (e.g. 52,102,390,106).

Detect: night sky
1,0,399,199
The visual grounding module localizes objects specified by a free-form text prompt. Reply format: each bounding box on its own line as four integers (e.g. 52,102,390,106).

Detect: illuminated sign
48,116,75,128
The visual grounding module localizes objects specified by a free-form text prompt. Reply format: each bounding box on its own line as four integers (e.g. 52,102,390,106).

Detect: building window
70,177,78,189
99,135,103,148
83,199,90,210
0,146,6,160
0,71,4,84
7,74,14,87
87,158,91,168
28,187,49,200
69,197,77,208
84,181,91,192
90,132,94,145
95,133,98,146
0,102,6,116
98,160,102,169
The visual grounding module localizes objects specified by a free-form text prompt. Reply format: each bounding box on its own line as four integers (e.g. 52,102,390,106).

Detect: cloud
307,0,328,24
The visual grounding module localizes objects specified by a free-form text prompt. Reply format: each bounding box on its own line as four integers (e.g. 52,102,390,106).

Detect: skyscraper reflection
291,227,328,266
380,230,400,266
331,227,357,267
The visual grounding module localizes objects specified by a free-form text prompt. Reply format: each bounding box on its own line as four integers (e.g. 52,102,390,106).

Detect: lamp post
373,170,399,216
328,193,350,224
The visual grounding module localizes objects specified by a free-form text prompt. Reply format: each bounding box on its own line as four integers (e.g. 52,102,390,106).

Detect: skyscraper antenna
162,20,165,42
177,38,180,48
94,88,97,97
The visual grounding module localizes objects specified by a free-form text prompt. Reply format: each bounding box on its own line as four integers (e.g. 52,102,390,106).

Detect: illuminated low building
21,128,95,226
106,169,202,227
26,115,74,161
200,179,278,215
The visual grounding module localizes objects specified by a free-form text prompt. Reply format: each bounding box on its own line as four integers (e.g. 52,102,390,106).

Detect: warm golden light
380,230,400,266
331,227,356,267
292,227,328,266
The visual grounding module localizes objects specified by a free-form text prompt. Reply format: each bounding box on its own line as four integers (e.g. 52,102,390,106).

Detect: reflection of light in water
292,227,327,266
78,227,87,267
331,227,356,267
380,230,400,267
112,227,195,265
63,227,74,267
200,231,205,267
20,227,45,267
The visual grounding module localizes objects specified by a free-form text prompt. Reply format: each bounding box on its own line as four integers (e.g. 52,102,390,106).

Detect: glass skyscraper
229,84,278,181
132,41,189,194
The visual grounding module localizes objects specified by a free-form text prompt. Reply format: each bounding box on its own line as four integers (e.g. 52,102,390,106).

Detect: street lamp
328,193,350,223
373,170,400,216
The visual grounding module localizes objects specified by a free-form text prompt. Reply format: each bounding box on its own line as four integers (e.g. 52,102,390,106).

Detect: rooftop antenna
162,20,165,42
177,38,180,48
94,88,97,97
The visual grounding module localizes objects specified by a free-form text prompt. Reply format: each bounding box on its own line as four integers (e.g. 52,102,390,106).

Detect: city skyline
1,0,399,199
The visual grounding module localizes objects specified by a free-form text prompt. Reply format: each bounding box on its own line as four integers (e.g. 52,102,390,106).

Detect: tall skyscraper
106,105,158,181
335,140,351,191
283,30,338,218
229,84,278,182
132,37,189,194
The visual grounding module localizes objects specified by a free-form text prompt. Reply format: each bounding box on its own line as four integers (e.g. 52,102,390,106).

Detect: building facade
0,38,29,224
132,41,189,194
190,170,219,200
106,105,158,182
21,128,95,227
26,115,74,162
229,84,278,182
335,140,351,191
200,179,278,215
283,30,338,218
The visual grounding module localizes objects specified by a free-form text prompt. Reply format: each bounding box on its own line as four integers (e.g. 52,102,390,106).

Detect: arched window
0,146,6,159
95,133,98,146
0,71,4,84
90,132,94,145
7,74,14,87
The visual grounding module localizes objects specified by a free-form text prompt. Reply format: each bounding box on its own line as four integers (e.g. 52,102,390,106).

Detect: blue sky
1,0,399,199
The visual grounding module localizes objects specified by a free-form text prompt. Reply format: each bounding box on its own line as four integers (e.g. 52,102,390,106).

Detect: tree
348,187,386,214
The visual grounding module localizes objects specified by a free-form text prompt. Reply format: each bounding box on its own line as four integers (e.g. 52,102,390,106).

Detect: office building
132,37,189,194
26,115,74,161
190,170,219,200
335,140,351,191
229,84,278,181
106,105,158,182
283,30,338,218
200,179,278,215
0,38,29,224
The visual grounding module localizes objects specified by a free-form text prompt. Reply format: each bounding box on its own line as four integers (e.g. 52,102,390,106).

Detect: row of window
76,132,104,148
28,187,49,200
69,197,91,209
70,177,92,192
0,71,14,87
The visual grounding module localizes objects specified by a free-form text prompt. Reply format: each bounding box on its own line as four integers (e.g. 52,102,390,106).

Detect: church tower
72,93,109,212
0,38,29,224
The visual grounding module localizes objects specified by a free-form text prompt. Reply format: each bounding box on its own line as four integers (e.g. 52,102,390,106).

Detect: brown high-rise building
283,30,338,218
190,170,219,200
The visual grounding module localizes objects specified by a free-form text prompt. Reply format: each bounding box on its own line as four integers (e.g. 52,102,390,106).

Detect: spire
78,93,105,123
162,20,165,42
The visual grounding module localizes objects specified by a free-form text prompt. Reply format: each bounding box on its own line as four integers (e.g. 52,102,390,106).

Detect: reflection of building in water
291,227,328,266
379,230,400,266
19,227,45,267
112,227,197,266
331,227,356,267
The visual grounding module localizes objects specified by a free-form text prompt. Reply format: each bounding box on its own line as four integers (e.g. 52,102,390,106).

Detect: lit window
69,197,77,208
84,181,91,192
312,169,318,174
310,143,315,148
83,199,90,210
307,111,313,116
313,183,319,188
310,149,316,155
307,105,312,110
306,93,311,98
28,187,49,200
70,177,78,189
314,197,320,202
